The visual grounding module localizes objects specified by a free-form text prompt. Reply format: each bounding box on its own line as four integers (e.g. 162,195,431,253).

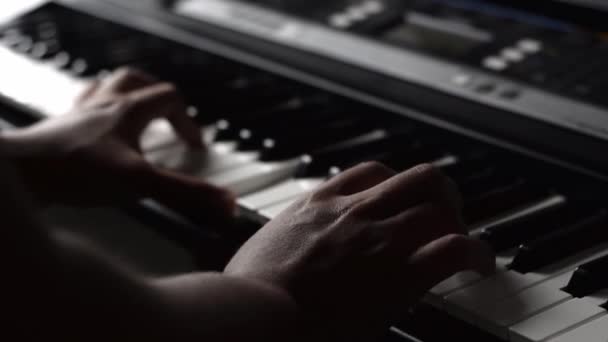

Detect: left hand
2,68,235,220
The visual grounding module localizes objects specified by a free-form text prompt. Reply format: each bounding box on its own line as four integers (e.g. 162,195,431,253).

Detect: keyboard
2,2,608,342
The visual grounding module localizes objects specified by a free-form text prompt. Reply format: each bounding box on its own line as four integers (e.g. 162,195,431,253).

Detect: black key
235,108,355,150
563,254,608,297
297,130,414,178
457,166,511,198
30,39,61,59
377,142,444,172
479,203,590,253
463,179,548,224
442,152,492,183
258,118,375,161
510,209,608,273
214,96,333,141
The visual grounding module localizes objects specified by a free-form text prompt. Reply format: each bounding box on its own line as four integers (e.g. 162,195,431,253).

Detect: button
499,88,522,100
362,0,385,14
518,38,543,54
345,6,369,21
501,48,525,62
475,82,496,94
483,56,508,71
329,14,352,29
452,74,473,87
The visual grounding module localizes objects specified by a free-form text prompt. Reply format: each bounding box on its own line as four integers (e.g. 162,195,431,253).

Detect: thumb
138,166,237,222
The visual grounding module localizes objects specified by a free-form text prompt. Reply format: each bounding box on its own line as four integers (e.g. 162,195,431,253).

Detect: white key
0,45,87,116
461,247,608,337
260,199,296,219
548,315,608,342
238,178,324,210
445,245,608,327
471,272,574,338
445,269,547,323
510,297,607,342
207,159,301,196
427,252,514,307
430,196,564,306
428,272,482,306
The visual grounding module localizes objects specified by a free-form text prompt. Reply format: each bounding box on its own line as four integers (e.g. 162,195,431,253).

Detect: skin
1,68,495,341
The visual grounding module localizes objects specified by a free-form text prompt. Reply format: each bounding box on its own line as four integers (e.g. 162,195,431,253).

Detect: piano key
463,179,549,224
446,247,608,338
295,130,408,177
257,119,375,161
427,271,483,307
206,159,302,196
378,142,445,172
477,195,569,251
456,166,510,196
428,251,516,306
0,44,87,116
444,243,608,328
510,209,608,273
563,253,608,298
509,292,608,342
547,315,608,342
480,272,574,338
238,178,324,211
214,97,330,141
233,108,353,150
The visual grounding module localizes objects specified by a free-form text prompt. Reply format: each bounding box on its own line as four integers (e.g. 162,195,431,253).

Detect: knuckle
114,67,135,79
414,163,451,189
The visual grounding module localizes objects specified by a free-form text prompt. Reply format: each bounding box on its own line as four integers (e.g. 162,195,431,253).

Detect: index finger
123,83,203,148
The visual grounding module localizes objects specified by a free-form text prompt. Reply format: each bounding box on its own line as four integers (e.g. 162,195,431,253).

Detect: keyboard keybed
2,4,608,342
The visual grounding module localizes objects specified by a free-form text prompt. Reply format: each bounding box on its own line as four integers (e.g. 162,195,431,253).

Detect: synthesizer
1,1,608,341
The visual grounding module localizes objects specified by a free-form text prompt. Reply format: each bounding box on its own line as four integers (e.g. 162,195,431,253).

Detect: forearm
45,231,303,342
154,273,304,342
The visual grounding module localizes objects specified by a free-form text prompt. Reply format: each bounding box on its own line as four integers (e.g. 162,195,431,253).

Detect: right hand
225,162,495,341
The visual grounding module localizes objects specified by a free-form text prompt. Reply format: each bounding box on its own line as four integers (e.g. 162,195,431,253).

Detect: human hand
225,162,495,340
2,68,235,219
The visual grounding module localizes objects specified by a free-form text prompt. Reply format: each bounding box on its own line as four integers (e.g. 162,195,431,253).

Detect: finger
316,162,396,198
355,163,462,218
377,201,467,255
407,235,496,297
137,166,237,221
75,80,101,104
167,102,204,148
100,67,157,94
119,83,202,147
